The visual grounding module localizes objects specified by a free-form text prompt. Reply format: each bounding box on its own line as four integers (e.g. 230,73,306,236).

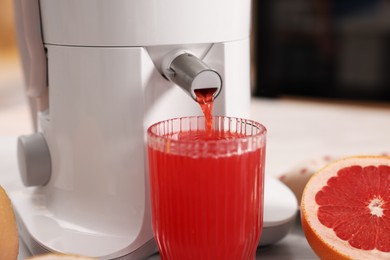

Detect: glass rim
147,116,267,145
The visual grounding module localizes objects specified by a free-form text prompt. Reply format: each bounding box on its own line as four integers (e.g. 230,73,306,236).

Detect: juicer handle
13,0,47,99
162,50,222,100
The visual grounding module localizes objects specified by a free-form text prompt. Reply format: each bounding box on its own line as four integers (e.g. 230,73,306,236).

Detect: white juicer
10,0,297,259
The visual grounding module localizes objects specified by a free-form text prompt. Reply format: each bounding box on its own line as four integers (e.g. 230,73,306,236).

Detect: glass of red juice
147,116,266,260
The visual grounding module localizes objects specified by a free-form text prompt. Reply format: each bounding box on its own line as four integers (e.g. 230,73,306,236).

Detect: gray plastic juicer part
17,133,51,186
164,52,222,100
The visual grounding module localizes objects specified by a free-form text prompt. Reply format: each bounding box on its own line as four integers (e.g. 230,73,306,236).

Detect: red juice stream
194,88,216,134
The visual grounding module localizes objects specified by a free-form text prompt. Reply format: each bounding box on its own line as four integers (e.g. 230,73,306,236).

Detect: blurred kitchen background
253,0,390,100
0,0,32,135
1,0,390,135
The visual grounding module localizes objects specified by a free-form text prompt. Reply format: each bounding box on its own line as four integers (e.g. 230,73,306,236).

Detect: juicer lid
38,0,251,46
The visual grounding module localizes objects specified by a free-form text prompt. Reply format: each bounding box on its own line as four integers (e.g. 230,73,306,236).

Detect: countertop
250,97,390,177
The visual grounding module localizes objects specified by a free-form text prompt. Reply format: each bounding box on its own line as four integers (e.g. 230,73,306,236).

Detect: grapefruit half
0,185,18,260
301,156,390,259
28,253,96,260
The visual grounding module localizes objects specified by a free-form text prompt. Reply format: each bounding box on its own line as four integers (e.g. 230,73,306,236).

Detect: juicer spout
162,50,222,100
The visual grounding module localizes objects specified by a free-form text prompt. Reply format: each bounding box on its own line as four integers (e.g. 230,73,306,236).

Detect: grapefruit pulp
301,156,390,259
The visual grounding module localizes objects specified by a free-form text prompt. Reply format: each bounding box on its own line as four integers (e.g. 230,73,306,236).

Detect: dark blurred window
254,0,390,101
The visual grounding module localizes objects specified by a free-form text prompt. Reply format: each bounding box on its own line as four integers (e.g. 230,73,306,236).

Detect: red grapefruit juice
148,120,266,260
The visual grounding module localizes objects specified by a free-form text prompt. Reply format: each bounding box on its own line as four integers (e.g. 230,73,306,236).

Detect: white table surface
1,97,390,259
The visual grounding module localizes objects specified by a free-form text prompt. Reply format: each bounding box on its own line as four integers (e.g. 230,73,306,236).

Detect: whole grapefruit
301,156,390,259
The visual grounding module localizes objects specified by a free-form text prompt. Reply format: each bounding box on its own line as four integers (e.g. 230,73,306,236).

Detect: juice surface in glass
147,116,266,260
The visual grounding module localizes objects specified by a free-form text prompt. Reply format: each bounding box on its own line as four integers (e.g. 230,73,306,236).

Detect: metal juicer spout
162,51,222,101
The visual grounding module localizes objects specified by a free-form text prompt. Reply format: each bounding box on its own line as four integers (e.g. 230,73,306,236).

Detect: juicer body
12,0,252,258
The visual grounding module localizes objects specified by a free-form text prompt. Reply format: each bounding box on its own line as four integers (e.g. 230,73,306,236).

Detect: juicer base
1,137,158,259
